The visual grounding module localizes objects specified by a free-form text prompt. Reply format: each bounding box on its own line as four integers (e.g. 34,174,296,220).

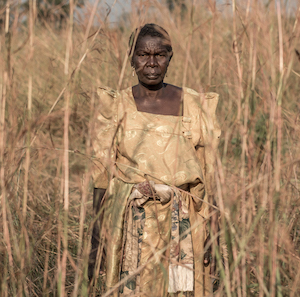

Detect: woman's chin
141,76,166,86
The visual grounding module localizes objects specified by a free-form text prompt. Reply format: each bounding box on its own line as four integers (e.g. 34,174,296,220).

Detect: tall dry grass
0,0,300,296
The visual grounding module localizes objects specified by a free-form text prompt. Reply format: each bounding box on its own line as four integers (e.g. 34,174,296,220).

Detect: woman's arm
194,92,221,272
89,86,118,281
88,187,106,281
93,188,106,214
92,87,119,189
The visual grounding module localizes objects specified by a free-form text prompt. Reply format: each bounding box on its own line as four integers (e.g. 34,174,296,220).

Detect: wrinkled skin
131,35,183,116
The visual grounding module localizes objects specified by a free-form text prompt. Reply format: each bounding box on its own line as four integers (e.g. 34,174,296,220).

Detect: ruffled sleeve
92,87,119,189
192,92,221,219
198,92,221,195
186,90,221,213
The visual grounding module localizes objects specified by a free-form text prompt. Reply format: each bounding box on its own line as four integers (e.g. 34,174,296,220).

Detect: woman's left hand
203,234,211,267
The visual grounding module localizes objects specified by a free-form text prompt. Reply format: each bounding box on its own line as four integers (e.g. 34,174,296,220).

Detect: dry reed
0,0,300,296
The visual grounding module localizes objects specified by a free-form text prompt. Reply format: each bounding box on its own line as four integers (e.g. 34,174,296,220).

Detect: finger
210,256,217,275
204,251,210,267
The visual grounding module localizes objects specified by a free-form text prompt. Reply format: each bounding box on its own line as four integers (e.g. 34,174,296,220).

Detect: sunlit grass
0,0,300,296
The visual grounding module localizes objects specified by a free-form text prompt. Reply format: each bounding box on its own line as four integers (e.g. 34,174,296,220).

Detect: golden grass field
1,0,300,296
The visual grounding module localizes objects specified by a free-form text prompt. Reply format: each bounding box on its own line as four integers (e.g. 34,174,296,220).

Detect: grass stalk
208,0,215,87
60,0,74,295
231,0,244,122
0,0,299,295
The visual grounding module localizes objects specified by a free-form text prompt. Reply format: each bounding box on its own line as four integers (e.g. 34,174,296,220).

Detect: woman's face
132,35,172,86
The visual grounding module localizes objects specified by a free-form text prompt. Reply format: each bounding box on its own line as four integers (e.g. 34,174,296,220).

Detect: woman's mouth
145,73,160,79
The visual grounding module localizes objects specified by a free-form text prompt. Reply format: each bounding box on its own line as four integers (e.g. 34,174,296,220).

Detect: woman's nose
147,55,157,67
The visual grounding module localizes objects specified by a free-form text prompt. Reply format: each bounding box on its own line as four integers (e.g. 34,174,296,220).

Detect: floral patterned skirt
120,182,195,297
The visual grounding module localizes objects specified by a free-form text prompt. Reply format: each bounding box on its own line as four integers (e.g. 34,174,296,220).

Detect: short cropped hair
129,23,173,56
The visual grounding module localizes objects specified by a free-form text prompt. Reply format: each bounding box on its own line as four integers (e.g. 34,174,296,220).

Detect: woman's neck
132,83,183,116
135,82,166,100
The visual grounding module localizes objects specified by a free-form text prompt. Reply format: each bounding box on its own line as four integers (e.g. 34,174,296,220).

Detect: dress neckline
128,86,185,118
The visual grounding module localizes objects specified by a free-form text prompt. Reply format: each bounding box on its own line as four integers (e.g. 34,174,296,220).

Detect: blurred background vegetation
0,0,300,296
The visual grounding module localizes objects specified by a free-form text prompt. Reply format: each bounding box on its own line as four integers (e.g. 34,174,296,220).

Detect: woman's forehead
135,36,170,51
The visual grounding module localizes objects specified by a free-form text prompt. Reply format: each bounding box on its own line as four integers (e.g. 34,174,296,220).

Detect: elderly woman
89,23,221,296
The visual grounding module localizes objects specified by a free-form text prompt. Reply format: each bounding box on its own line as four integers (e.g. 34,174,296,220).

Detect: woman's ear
131,57,135,68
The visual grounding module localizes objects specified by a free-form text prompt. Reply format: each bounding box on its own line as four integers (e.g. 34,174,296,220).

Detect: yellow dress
92,86,221,296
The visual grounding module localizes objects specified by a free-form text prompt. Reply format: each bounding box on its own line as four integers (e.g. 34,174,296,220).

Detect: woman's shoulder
97,86,119,99
97,86,132,98
184,87,219,100
95,86,120,119
164,83,182,94
184,87,219,114
96,86,134,119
